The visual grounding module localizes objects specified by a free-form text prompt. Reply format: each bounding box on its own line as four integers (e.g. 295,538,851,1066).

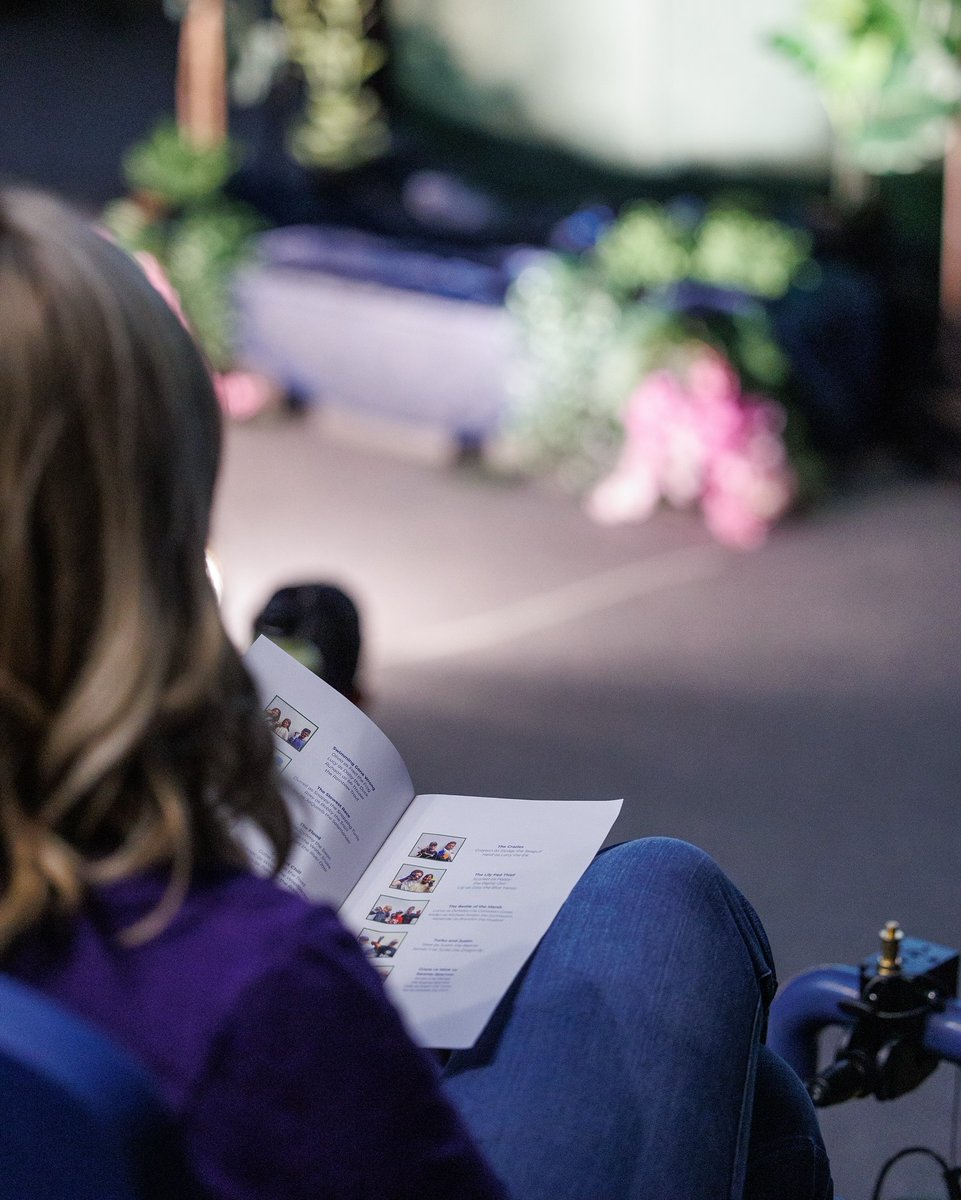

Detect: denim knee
595,838,777,1007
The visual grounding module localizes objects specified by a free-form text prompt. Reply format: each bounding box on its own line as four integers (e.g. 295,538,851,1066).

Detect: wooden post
940,121,961,377
176,0,228,148
942,123,961,313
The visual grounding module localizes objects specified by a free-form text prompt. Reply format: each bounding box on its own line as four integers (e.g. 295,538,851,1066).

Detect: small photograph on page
372,964,393,980
357,928,407,959
366,897,426,925
389,866,446,894
263,694,317,752
410,834,465,862
395,902,427,925
272,746,292,774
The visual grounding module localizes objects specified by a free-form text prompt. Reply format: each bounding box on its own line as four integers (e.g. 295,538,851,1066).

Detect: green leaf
769,32,820,73
122,121,240,207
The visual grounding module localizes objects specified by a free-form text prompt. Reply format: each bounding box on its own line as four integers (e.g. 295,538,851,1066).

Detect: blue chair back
0,974,194,1200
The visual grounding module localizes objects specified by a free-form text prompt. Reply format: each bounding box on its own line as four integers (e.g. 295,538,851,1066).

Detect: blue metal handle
924,1003,961,1066
769,966,860,1080
770,965,961,1079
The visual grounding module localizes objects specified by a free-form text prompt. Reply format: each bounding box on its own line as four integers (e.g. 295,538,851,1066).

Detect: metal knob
878,920,904,977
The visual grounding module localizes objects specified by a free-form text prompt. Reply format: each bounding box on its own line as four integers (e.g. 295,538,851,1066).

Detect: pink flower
214,370,279,422
585,348,795,548
585,462,660,525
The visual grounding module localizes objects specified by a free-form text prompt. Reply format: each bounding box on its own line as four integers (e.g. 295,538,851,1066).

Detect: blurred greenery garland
505,202,817,490
104,122,261,372
273,0,389,170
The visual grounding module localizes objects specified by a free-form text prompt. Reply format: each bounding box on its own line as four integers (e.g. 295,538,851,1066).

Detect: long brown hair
0,188,291,947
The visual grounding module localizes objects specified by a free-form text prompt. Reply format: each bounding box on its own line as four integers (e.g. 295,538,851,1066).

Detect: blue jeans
443,838,832,1200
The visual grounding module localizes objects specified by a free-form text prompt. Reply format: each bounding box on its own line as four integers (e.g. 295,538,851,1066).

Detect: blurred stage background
3,3,961,1196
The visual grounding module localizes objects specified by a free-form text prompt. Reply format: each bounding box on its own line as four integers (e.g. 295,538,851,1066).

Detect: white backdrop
388,0,831,172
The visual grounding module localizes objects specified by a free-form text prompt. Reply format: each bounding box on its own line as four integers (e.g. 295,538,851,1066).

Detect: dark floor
214,409,961,1200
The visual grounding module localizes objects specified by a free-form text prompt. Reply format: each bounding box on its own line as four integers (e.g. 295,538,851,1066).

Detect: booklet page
339,793,623,1048
243,636,415,907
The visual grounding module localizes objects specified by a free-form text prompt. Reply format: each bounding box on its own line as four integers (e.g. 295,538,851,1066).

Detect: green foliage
770,0,961,172
691,209,812,299
593,204,812,300
660,305,792,395
506,257,662,486
101,195,165,258
505,203,813,486
122,121,239,206
162,203,262,369
275,0,389,170
105,122,261,372
591,205,688,294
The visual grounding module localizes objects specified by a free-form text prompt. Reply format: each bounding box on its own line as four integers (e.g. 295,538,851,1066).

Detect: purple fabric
4,868,506,1200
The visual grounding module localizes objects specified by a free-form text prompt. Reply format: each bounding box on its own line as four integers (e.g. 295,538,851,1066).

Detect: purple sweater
4,868,506,1200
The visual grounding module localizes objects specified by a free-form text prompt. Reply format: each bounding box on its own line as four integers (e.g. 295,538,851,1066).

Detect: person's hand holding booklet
244,636,622,1048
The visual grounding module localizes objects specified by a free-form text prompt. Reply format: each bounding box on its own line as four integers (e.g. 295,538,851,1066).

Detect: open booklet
243,636,622,1048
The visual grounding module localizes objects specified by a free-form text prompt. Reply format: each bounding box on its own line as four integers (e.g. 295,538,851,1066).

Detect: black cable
870,1145,954,1200
951,1064,961,1169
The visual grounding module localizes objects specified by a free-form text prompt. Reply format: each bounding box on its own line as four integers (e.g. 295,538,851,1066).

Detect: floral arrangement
505,201,817,549
586,348,796,550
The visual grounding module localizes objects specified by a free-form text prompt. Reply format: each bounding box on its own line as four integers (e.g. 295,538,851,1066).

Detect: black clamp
808,922,959,1107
